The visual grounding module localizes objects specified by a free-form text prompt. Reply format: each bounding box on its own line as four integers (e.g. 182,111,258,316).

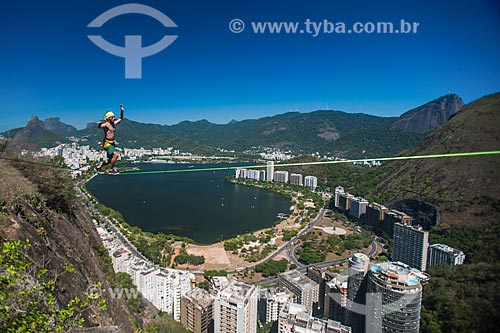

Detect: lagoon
86,163,291,244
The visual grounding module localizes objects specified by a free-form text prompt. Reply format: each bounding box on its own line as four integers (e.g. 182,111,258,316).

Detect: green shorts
105,144,115,159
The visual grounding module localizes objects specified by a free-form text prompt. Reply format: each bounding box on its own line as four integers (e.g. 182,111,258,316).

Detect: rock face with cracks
0,158,139,332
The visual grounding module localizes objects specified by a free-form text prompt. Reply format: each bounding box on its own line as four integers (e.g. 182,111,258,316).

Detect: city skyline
2,0,500,131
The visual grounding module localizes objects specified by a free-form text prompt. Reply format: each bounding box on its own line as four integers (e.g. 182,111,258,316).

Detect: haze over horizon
1,0,499,132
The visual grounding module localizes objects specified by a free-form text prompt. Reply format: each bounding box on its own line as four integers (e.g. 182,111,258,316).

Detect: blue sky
1,0,499,131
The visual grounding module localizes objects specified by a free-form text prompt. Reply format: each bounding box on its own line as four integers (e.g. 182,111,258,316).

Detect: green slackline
117,150,500,176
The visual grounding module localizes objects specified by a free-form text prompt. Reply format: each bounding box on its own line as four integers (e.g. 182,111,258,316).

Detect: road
255,257,349,286
76,186,149,263
367,239,383,258
227,208,327,274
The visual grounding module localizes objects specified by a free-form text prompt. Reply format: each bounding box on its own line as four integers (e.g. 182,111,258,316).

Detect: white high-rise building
260,170,266,181
278,303,352,333
134,268,192,320
155,270,173,313
304,176,318,190
274,171,289,184
393,223,429,271
136,268,157,301
366,262,428,333
214,280,258,333
428,244,465,267
259,288,294,323
289,173,303,186
334,186,345,208
349,197,368,219
112,247,133,272
171,270,193,321
266,161,274,182
248,169,260,180
278,270,319,315
239,169,249,179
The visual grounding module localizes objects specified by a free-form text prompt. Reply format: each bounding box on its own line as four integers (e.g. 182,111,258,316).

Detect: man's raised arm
115,104,124,125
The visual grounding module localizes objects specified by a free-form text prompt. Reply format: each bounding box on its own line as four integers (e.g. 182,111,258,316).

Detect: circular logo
229,19,245,33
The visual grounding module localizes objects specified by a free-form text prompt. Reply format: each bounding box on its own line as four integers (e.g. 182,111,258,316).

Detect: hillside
7,116,68,149
164,94,461,156
357,93,500,333
0,154,143,332
375,93,500,227
43,117,78,136
4,94,460,157
283,94,500,332
167,111,425,158
0,152,189,332
76,111,423,157
77,118,216,155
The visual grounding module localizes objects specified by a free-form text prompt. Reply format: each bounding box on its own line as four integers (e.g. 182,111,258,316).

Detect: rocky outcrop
0,158,137,332
8,116,66,149
391,94,464,133
388,199,440,230
43,117,78,136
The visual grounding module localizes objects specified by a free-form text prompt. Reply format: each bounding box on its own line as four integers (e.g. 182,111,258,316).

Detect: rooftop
430,243,464,254
184,288,213,309
370,262,429,291
280,270,319,290
219,280,255,305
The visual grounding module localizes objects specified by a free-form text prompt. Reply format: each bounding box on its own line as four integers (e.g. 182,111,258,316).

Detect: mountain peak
391,94,464,133
8,116,67,149
43,117,78,136
27,115,42,126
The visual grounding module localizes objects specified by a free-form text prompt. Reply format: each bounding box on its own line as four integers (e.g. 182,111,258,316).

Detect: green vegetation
162,109,425,157
297,241,327,264
421,263,500,333
255,259,289,277
174,247,205,266
78,118,216,155
298,230,372,265
429,222,500,265
204,270,227,279
282,229,298,241
144,312,191,333
282,154,387,200
115,273,145,314
9,156,77,215
224,230,278,263
0,239,106,332
257,320,276,333
419,220,500,332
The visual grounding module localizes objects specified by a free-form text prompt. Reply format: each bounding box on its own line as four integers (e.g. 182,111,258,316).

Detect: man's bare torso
102,121,116,141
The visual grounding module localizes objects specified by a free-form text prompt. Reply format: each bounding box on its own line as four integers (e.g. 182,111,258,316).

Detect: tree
255,259,288,277
0,239,106,332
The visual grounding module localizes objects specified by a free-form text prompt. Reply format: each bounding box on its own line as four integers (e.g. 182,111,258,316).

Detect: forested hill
4,94,462,158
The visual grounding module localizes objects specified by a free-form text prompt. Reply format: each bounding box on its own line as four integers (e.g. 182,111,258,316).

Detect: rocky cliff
391,94,464,133
0,156,138,332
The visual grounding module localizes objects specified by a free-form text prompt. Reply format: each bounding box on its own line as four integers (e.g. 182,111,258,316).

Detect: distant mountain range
3,94,464,157
5,116,69,149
